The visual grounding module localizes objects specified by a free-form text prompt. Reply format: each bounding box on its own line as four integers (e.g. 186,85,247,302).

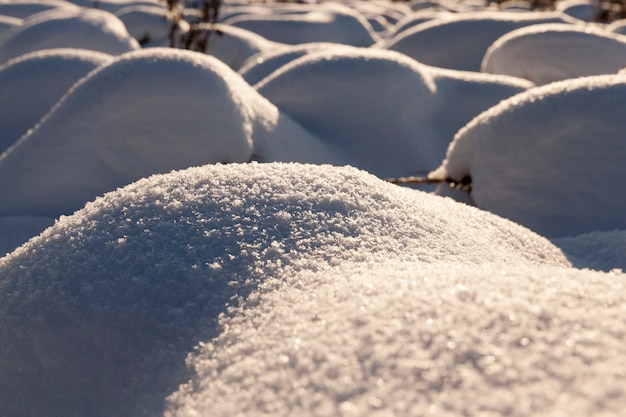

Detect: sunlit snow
0,0,625,416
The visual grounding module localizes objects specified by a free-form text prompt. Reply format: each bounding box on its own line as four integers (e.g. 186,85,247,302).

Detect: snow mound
0,16,23,43
238,42,355,85
168,261,626,417
0,7,139,63
555,0,602,22
0,0,77,19
64,0,162,14
381,11,576,71
0,48,111,153
553,230,626,272
256,47,531,177
385,9,452,38
606,18,626,35
0,48,263,217
432,74,626,238
0,162,568,417
482,23,626,85
193,23,285,70
223,2,379,46
115,4,188,48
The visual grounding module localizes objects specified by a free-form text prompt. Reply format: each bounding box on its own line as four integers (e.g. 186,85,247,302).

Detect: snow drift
0,47,333,217
431,74,626,238
381,11,577,72
256,47,531,177
482,23,626,85
0,48,111,153
0,7,139,63
0,162,569,417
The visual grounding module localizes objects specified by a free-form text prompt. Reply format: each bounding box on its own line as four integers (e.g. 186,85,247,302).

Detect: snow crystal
0,163,569,417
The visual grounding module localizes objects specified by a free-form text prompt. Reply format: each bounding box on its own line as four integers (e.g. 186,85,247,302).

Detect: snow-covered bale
0,162,569,417
0,48,111,153
482,23,626,85
381,11,576,71
256,47,531,177
222,2,379,46
167,261,626,417
0,7,139,63
431,75,626,238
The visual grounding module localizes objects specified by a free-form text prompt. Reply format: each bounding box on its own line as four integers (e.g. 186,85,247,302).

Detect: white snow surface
1,1,626,416
222,2,379,46
482,23,626,85
114,4,188,48
0,48,112,152
168,261,626,417
432,74,626,238
195,23,285,70
0,0,78,19
0,7,139,63
256,47,531,177
0,163,573,417
380,11,578,71
0,47,336,217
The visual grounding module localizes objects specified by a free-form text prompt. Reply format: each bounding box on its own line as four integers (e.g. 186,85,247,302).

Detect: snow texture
0,0,78,19
432,74,626,238
196,23,285,70
0,7,139,63
0,162,569,417
381,11,577,71
0,48,112,153
257,47,531,177
482,23,626,85
114,4,187,48
0,47,341,218
222,2,379,46
168,262,626,417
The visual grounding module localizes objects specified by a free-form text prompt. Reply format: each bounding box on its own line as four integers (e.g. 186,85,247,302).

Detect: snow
168,262,626,417
0,163,572,417
222,2,380,46
0,0,625,416
0,47,333,217
0,48,112,153
482,23,626,85
195,23,285,70
0,7,139,63
431,74,626,238
0,0,78,19
380,11,578,71
114,4,187,48
256,47,530,178
555,0,602,22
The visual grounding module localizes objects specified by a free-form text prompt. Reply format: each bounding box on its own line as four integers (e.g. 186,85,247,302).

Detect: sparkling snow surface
0,0,625,416
0,163,572,417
